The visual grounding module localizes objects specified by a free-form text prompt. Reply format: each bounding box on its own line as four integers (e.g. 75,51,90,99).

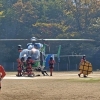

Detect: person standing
16,59,23,76
49,57,55,76
0,65,6,90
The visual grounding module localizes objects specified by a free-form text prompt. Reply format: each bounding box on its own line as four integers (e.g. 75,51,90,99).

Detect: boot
84,75,87,78
78,74,80,77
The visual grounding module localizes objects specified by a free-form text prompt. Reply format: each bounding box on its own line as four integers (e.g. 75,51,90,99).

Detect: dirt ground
1,71,100,100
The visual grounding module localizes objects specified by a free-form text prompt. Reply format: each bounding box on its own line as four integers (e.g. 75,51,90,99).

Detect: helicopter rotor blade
60,55,85,57
38,39,95,41
0,39,29,41
0,38,95,42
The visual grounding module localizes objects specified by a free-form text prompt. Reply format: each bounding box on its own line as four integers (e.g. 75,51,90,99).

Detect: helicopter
0,37,95,76
17,37,63,76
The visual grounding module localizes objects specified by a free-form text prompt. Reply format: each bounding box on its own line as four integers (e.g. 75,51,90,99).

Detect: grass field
1,71,100,100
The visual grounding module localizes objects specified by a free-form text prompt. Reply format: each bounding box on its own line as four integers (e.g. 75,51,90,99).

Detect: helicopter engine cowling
27,44,34,50
34,43,43,49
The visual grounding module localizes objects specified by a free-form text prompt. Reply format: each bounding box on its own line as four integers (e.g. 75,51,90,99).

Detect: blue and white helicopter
17,37,94,69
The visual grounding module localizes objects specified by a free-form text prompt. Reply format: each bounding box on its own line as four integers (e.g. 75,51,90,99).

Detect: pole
13,62,14,71
68,56,70,70
76,64,77,71
67,63,68,71
58,62,59,71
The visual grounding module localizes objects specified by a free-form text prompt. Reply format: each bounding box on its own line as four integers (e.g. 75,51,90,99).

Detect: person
0,65,6,90
16,59,23,76
78,55,87,77
26,56,34,76
49,57,55,76
18,45,23,52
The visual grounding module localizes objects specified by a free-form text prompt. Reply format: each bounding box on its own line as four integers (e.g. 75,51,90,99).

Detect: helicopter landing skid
35,68,49,76
41,70,49,76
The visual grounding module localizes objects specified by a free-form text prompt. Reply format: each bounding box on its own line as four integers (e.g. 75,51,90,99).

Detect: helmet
83,55,86,57
82,55,86,59
18,45,23,50
50,57,53,60
18,45,22,48
21,57,24,62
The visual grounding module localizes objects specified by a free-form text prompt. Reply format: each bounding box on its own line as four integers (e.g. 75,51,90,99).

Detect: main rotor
0,37,95,42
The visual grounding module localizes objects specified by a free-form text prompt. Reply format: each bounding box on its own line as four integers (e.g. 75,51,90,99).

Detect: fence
0,62,98,71
0,62,79,71
0,62,17,71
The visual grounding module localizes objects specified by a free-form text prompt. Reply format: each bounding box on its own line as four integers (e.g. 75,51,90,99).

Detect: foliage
0,0,99,66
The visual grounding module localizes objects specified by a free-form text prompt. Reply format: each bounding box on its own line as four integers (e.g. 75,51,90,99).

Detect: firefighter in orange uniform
49,57,55,76
78,55,87,77
16,59,22,76
0,65,6,90
26,56,34,76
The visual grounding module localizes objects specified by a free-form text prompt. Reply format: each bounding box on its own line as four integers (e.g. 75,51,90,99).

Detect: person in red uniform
78,55,87,77
26,56,34,76
0,65,6,90
16,59,22,76
49,57,55,76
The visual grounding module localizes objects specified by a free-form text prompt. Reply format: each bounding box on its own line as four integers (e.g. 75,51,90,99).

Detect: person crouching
26,57,34,77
